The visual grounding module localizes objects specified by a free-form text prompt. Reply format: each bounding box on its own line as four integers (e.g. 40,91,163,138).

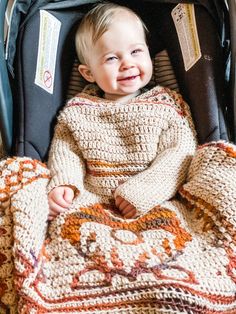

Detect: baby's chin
104,90,141,103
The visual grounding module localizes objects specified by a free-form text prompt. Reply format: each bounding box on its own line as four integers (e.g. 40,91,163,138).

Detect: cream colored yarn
0,86,235,313
0,142,235,313
48,84,197,215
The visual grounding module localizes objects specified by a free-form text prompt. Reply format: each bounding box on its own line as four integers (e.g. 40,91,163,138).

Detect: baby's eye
131,49,142,55
106,56,118,62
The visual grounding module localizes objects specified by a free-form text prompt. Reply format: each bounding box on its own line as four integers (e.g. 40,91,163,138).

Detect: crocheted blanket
0,142,235,313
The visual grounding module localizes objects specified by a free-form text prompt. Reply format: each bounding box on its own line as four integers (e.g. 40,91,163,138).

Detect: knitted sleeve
114,105,197,216
47,119,86,194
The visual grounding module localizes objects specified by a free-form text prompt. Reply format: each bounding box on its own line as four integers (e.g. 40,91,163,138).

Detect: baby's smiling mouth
117,75,139,81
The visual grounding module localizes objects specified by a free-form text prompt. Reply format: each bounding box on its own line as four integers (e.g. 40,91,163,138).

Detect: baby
47,2,196,220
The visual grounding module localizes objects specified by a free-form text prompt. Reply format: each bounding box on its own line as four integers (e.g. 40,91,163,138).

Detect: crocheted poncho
0,85,235,313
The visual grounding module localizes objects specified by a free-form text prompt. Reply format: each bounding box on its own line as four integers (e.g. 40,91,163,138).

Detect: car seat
0,0,232,161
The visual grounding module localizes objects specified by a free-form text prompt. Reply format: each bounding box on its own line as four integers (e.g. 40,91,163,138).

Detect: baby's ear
78,64,95,82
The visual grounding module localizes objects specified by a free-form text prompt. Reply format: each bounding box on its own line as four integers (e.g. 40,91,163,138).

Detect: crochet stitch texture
0,86,235,313
48,85,197,215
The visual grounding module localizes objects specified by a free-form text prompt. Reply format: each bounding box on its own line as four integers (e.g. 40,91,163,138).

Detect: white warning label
171,4,201,71
35,10,61,94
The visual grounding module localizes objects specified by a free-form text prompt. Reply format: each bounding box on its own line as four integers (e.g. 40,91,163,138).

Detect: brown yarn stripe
20,281,236,313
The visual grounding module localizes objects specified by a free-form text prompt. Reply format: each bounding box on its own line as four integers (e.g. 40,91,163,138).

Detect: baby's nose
120,58,135,70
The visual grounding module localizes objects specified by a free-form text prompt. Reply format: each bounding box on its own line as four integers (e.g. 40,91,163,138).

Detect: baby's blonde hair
75,2,148,65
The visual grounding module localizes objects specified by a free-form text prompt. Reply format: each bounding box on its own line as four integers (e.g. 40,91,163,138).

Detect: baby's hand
115,195,136,219
48,186,75,220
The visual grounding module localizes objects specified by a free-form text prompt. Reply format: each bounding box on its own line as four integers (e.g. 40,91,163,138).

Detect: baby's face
84,12,153,102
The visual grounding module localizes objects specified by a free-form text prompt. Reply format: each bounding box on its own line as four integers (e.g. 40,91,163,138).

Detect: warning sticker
35,10,61,94
171,4,201,71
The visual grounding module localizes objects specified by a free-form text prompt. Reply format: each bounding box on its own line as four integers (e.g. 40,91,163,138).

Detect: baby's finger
48,200,68,214
53,193,70,207
115,195,124,207
124,208,137,219
48,215,56,221
118,200,130,211
121,204,135,215
63,188,74,204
